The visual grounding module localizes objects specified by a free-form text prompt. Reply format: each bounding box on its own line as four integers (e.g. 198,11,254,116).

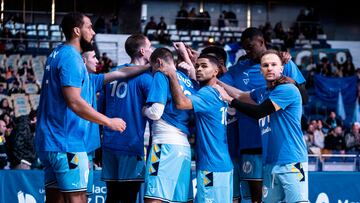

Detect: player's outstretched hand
108,118,126,132
213,84,233,103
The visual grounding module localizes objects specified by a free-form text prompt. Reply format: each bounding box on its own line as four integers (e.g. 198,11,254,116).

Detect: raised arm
167,70,193,110
62,86,126,132
173,42,196,80
217,80,256,105
103,64,150,84
214,84,277,120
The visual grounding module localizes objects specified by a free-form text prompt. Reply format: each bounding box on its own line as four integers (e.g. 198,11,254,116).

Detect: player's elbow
175,100,190,110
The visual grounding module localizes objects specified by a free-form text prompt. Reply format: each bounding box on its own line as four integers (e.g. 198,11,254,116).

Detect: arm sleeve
90,73,105,92
188,89,209,113
59,53,84,87
230,98,276,120
140,73,153,98
283,60,306,85
144,103,165,120
269,84,298,110
146,72,169,105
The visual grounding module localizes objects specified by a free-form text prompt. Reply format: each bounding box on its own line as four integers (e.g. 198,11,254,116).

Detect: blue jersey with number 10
189,86,233,172
100,64,153,157
146,71,198,135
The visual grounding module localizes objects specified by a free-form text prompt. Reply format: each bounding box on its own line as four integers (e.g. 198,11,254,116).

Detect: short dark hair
125,34,147,59
150,47,174,65
60,12,85,40
241,27,263,43
81,42,95,53
201,46,227,65
197,54,223,77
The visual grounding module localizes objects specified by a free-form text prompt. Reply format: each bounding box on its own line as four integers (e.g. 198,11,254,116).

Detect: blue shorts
239,154,263,180
262,162,309,203
39,151,89,192
144,144,193,202
101,148,145,182
87,152,94,195
195,169,233,203
232,158,241,200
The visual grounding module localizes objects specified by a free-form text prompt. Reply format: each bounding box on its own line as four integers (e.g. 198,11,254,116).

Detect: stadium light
1,0,3,22
246,4,251,27
51,0,55,24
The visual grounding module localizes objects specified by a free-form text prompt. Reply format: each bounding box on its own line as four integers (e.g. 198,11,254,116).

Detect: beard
80,36,93,51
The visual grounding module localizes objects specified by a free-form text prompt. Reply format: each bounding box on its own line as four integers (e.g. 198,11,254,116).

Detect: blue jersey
35,44,91,152
251,84,308,164
221,59,305,151
84,73,104,153
101,64,153,156
189,86,233,172
146,71,198,135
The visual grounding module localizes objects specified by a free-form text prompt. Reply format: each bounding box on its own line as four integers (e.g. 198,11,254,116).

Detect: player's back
101,64,153,156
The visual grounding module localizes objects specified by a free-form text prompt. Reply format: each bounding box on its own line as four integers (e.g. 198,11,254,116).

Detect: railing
308,154,359,172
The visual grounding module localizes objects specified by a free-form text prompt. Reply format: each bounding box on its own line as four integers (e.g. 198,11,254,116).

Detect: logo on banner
17,191,36,203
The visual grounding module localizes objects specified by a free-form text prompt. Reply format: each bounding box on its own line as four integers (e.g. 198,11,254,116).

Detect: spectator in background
325,111,343,129
100,52,113,73
144,16,157,35
7,115,36,169
224,10,238,26
14,30,27,54
316,57,332,77
8,80,25,96
0,83,7,95
304,124,321,154
110,15,119,34
94,15,106,33
157,16,167,31
345,122,360,152
342,59,355,77
176,5,189,30
218,14,225,30
0,28,14,54
0,98,13,115
0,119,8,169
324,126,346,153
314,120,326,149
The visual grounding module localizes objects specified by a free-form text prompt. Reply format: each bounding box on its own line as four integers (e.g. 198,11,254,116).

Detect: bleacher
1,22,64,55
0,53,44,116
146,24,244,48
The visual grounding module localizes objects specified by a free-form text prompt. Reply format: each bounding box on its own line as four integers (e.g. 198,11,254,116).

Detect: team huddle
35,12,309,203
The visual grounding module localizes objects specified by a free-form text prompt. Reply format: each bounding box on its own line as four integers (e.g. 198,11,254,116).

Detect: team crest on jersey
242,161,253,174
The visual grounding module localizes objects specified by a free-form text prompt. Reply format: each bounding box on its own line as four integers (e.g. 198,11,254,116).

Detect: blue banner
1,170,360,203
314,74,358,104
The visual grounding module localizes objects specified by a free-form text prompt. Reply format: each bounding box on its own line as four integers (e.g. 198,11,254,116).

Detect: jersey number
110,81,128,99
220,107,227,125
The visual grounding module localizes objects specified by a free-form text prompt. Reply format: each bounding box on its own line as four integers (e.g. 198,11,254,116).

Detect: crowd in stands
304,111,360,155
0,54,43,170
